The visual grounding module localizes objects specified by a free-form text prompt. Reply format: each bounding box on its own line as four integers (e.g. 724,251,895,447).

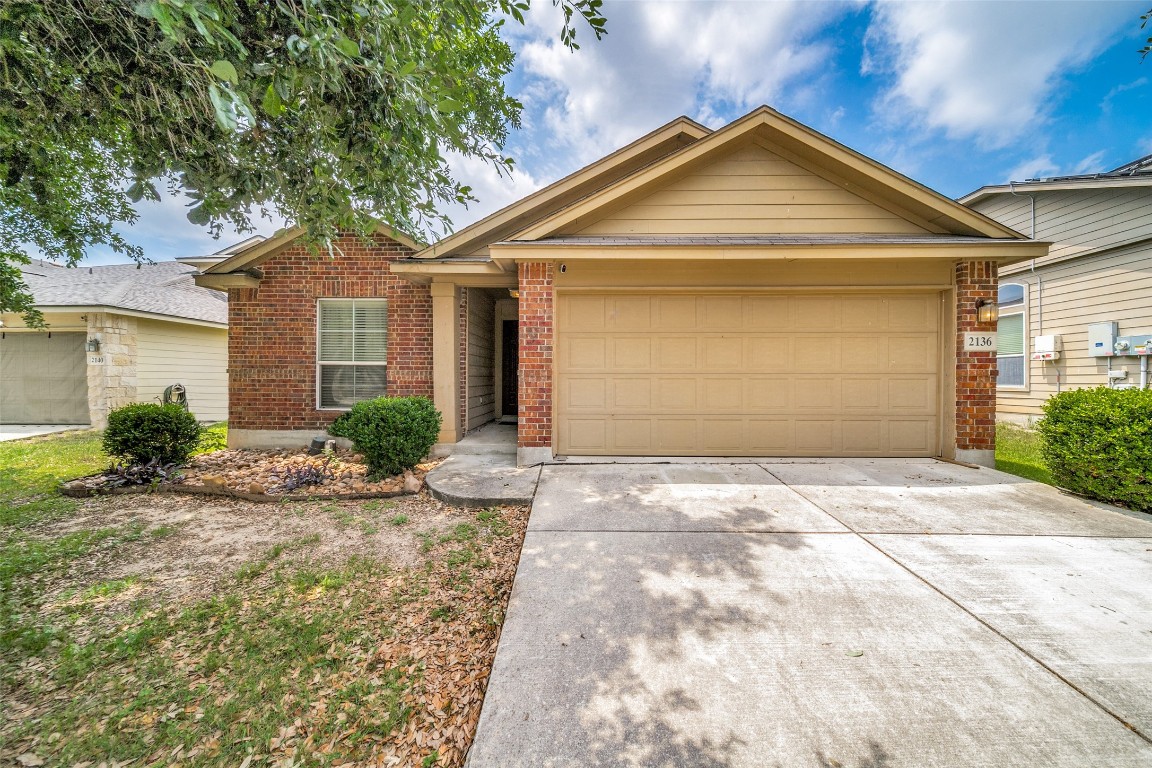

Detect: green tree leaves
0,0,606,324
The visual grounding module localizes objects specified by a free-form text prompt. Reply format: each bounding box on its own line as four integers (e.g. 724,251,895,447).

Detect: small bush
327,396,441,476
102,403,202,465
1038,387,1152,511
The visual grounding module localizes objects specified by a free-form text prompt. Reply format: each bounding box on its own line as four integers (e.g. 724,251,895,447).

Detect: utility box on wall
1032,335,1062,361
1087,322,1118,357
1114,334,1152,356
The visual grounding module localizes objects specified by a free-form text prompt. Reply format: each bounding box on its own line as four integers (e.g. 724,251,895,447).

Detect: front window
996,284,1026,388
317,299,388,408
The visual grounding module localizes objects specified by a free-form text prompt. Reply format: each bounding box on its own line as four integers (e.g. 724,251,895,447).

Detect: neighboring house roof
177,235,269,270
959,154,1152,205
18,260,228,326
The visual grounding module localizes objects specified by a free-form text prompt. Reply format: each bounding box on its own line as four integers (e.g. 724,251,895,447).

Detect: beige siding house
961,156,1152,424
1,260,229,427
201,107,1048,466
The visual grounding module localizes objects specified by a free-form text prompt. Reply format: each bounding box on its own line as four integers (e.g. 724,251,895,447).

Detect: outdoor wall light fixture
508,289,520,299
976,299,999,324
86,338,101,353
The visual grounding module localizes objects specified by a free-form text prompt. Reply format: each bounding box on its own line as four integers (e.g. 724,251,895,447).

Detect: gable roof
960,153,1152,205
17,260,228,326
197,224,424,283
509,106,1023,241
414,116,712,259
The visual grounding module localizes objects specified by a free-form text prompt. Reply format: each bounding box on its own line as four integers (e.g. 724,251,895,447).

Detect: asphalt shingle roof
18,260,227,325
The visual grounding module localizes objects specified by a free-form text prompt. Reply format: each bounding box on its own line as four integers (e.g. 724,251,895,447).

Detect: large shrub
1038,386,1152,511
327,396,442,476
102,403,203,465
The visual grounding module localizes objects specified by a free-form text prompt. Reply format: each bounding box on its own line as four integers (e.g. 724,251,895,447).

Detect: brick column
955,260,998,467
518,262,554,465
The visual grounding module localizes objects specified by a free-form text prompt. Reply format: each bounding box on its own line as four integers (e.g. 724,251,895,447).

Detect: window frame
995,282,1028,391
315,298,389,410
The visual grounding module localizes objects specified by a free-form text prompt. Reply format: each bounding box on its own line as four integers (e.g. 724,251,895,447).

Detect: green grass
192,421,228,455
995,422,1054,485
0,429,106,527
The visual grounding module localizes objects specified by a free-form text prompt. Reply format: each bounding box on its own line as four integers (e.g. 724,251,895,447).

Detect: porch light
508,289,520,299
976,299,999,324
86,338,101,353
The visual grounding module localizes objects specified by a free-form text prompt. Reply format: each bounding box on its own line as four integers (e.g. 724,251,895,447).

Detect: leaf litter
1,490,530,767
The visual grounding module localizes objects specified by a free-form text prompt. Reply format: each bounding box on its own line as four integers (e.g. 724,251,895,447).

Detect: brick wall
955,260,998,452
227,233,432,432
518,263,553,449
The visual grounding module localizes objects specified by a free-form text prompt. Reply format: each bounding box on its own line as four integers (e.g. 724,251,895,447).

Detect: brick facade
227,234,432,432
954,260,998,453
517,263,554,449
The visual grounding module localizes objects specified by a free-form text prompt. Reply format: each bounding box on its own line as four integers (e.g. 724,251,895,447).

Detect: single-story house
961,154,1152,424
1,257,231,427
195,106,1048,467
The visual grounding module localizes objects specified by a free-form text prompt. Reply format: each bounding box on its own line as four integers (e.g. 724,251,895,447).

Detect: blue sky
84,0,1152,265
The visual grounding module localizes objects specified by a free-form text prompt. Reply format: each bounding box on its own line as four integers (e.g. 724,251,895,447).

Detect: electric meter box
1088,322,1118,357
1114,334,1152,356
1032,335,1062,361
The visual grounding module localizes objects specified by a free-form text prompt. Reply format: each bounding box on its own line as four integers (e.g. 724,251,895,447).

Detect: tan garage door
556,292,941,456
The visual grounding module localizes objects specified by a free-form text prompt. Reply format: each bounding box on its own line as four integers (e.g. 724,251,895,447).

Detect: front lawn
995,422,1053,485
1,430,527,767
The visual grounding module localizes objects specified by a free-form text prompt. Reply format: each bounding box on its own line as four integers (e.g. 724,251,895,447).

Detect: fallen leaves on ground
1,495,529,768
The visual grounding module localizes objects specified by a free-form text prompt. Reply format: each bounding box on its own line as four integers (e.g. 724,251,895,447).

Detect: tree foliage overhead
0,0,605,325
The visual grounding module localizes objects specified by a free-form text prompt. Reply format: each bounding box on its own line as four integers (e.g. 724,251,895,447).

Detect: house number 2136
964,333,997,351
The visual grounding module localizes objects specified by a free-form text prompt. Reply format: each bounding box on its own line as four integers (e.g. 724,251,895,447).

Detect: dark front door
501,320,519,418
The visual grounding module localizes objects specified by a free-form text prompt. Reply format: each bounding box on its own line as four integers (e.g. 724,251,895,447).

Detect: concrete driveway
0,424,88,442
467,459,1152,767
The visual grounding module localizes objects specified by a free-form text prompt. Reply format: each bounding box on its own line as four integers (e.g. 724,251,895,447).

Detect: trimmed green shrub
327,396,442,476
102,403,203,465
1038,386,1152,511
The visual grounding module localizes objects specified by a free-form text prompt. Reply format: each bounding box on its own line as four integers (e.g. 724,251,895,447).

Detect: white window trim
315,298,388,411
996,282,1028,392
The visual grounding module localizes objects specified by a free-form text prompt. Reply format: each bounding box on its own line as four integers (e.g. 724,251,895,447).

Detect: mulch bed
60,448,441,501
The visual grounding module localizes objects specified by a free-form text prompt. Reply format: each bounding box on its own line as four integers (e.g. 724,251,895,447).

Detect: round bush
102,403,203,465
327,396,442,476
1038,386,1152,511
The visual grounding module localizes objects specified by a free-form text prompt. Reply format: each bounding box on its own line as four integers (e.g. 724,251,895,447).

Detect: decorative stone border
59,480,417,503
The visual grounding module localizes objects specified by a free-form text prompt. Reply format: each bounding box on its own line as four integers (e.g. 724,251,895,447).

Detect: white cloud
436,152,546,236
865,0,1134,147
1005,154,1058,182
512,0,843,175
1072,149,1109,175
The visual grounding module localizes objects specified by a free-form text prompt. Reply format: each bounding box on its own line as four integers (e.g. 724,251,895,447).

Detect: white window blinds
317,299,388,408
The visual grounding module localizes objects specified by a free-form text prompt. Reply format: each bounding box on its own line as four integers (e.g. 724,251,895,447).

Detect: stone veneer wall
86,312,138,428
954,260,998,459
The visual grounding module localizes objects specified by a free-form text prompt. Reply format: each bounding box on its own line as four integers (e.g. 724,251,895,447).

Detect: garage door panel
557,292,939,456
656,337,698,369
563,296,607,329
654,296,698,329
700,296,743,328
563,337,606,370
702,378,744,411
609,297,652,330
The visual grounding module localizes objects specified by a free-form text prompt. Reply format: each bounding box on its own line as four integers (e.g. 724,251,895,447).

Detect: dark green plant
271,459,335,493
327,397,441,477
102,403,203,465
105,458,183,487
1038,386,1152,511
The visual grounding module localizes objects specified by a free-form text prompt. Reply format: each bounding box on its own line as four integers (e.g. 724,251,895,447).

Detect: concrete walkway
0,424,89,442
426,423,540,507
468,459,1152,767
